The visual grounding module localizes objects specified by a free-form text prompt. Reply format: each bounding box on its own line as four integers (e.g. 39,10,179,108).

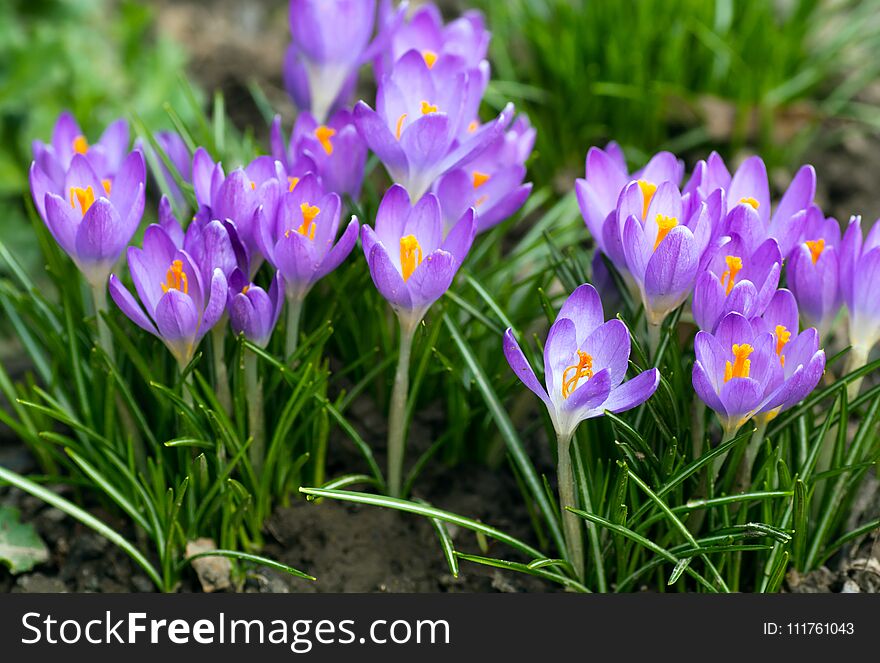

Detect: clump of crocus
256,173,358,356
619,181,712,335
271,110,367,200
374,1,490,80
354,49,513,202
692,311,825,438
503,283,660,580
360,184,476,497
786,205,842,340
109,224,227,369
838,215,880,394
693,234,782,333
284,0,402,123
32,112,130,188
435,114,534,235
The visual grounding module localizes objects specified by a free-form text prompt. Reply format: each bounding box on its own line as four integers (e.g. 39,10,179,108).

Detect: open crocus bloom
712,156,816,258
839,216,880,354
109,225,227,367
503,284,660,440
693,234,782,333
787,205,842,339
30,151,145,288
271,110,366,200
354,50,513,202
575,145,683,260
360,184,476,328
256,173,358,302
32,112,130,191
191,148,285,264
435,114,534,235
693,311,825,434
227,268,285,348
620,181,711,325
375,1,490,80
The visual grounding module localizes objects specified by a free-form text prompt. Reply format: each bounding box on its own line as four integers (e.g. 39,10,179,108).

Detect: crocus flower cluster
577,144,831,433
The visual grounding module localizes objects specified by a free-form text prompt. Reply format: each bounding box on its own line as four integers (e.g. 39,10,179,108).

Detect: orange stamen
739,197,760,210
420,100,438,115
422,50,438,69
400,235,423,282
161,260,188,295
467,120,479,133
72,135,89,155
315,125,336,155
653,214,678,251
69,186,96,215
724,343,753,382
287,176,300,192
775,325,791,367
805,238,825,265
637,179,657,220
396,113,408,140
561,350,594,399
298,203,320,240
719,255,743,296
101,179,112,195
472,171,490,189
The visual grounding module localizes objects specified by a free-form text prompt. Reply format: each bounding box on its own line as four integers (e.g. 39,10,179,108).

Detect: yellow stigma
400,235,423,282
775,325,791,366
395,113,408,140
250,181,256,191
472,171,490,189
242,284,250,295
69,186,96,215
298,203,320,240
805,238,825,265
72,135,89,155
467,120,479,133
420,100,438,115
161,260,188,295
561,350,594,399
315,125,336,155
719,255,743,296
637,179,657,220
101,179,112,195
287,176,300,192
724,343,753,383
422,50,438,69
739,197,760,210
653,214,678,250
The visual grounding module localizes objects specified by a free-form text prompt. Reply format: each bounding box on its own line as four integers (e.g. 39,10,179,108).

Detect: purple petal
367,242,413,309
503,328,550,406
557,283,604,344
603,368,660,413
108,274,158,336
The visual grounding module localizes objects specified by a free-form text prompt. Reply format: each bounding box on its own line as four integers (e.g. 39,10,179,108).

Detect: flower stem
211,326,232,413
556,431,584,581
91,283,114,364
387,318,417,498
285,294,304,360
245,350,265,475
735,420,767,496
844,344,870,401
647,321,662,363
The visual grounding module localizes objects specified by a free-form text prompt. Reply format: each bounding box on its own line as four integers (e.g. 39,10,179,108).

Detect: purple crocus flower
354,50,513,202
707,156,816,257
575,145,684,260
619,181,711,325
692,233,782,333
227,269,285,348
786,205,842,339
109,224,227,367
360,184,476,328
270,110,367,200
137,131,192,209
692,311,825,435
503,283,660,439
839,215,880,354
285,0,402,123
256,173,358,303
375,1,490,80
29,151,146,288
434,114,534,235
32,112,130,191
191,148,285,264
